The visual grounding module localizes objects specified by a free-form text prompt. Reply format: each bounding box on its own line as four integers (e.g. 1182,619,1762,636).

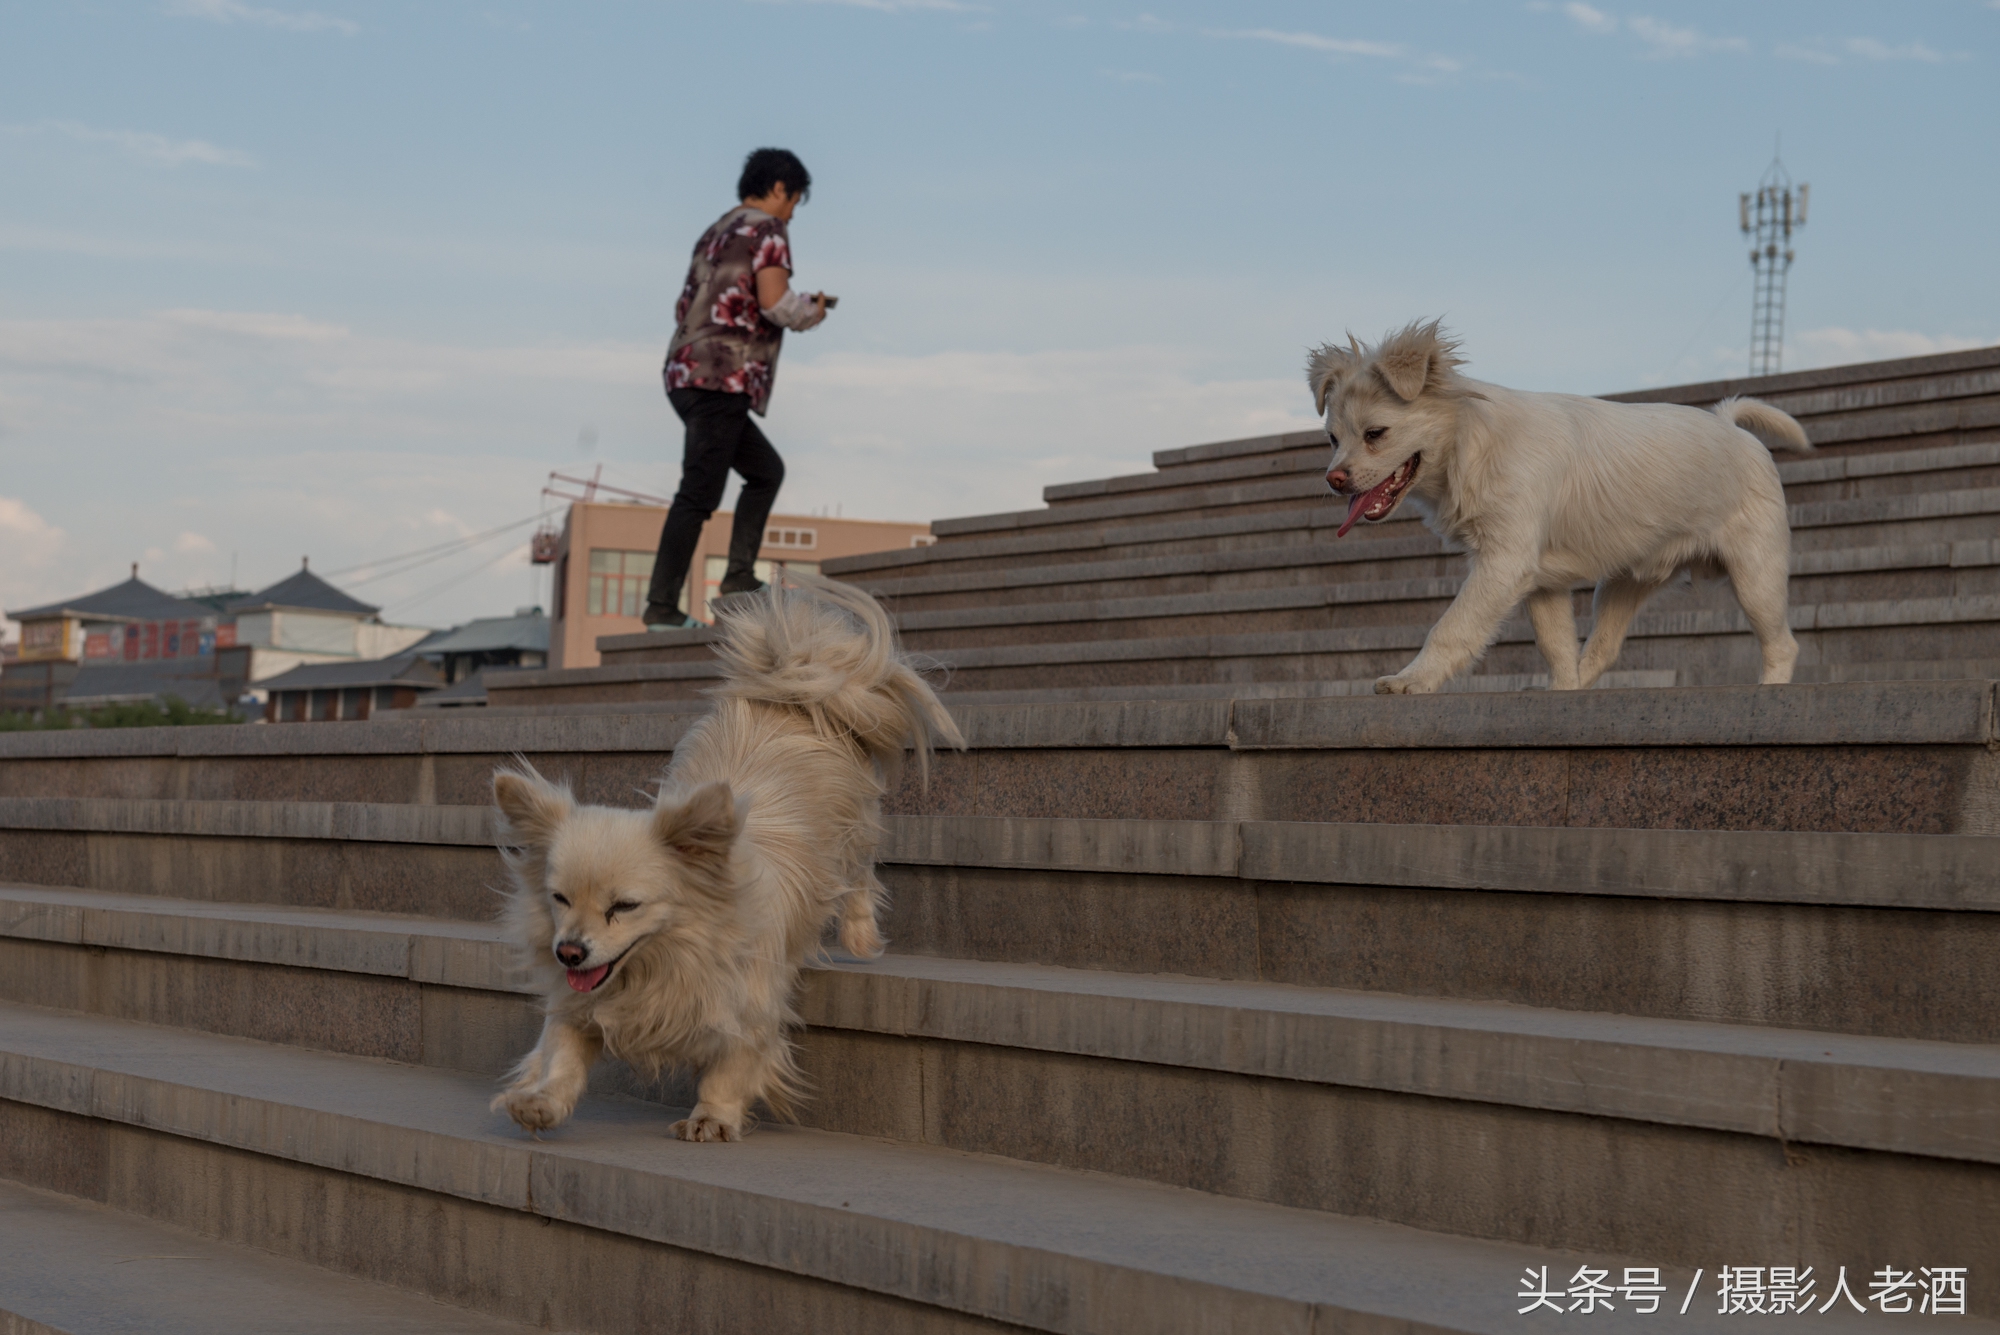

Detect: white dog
1307,320,1812,694
489,574,961,1141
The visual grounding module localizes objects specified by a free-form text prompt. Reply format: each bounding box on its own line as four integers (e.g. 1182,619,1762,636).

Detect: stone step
1044,409,2000,515
498,589,2000,705
0,1178,537,1335
4,785,1996,1037
3,891,1998,1286
811,536,2000,620
929,405,2000,543
0,1001,1825,1335
821,446,2000,591
593,541,2000,666
6,681,1997,835
6,883,1995,1153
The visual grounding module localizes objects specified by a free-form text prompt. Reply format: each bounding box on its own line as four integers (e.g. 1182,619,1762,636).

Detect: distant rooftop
255,653,442,694
229,560,380,618
416,608,550,657
6,571,211,625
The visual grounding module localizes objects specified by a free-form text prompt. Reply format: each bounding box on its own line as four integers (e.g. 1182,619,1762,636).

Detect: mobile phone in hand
820,294,839,309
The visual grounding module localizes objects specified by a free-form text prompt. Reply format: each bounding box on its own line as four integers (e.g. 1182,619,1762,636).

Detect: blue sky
3,0,1996,634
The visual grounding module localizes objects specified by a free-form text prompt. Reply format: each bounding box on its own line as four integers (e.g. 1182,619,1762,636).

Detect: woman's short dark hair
738,148,811,204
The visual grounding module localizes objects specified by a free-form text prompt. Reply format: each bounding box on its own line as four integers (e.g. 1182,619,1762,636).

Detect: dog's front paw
671,1113,742,1143
1374,672,1435,695
492,1087,572,1132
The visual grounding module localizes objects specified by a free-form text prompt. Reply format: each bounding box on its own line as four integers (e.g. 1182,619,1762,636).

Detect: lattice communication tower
1740,157,1809,377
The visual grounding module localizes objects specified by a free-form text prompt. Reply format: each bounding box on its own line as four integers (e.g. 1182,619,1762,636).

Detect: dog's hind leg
837,870,888,958
1526,587,1582,690
1577,576,1666,689
1719,530,1799,684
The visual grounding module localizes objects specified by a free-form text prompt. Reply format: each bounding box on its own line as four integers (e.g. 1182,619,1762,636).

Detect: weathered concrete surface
7,886,1992,1164
877,864,2000,1041
0,1178,538,1334
882,815,2000,911
0,1002,1828,1335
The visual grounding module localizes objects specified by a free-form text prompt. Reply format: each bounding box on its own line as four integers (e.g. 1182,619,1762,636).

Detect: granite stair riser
1594,349,2000,413
12,1001,1867,1335
583,538,2000,667
7,679,1992,815
830,443,2000,589
4,742,1995,835
3,893,1994,1156
1044,440,2000,519
821,542,2000,619
2,902,1997,1271
509,614,2000,705
878,865,1998,1043
931,425,2000,543
0,1101,1016,1335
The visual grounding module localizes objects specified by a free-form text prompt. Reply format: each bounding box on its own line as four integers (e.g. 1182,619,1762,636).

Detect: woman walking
643,147,834,629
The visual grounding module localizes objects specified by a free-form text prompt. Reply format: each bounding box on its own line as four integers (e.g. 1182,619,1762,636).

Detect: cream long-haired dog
1307,320,1813,694
489,574,962,1142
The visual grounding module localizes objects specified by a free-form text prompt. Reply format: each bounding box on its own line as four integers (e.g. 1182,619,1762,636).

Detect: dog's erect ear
1372,319,1464,402
654,781,741,867
493,767,573,847
1374,333,1433,401
1306,341,1357,416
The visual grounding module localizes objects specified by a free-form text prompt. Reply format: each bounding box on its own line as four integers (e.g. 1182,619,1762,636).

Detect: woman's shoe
642,608,692,631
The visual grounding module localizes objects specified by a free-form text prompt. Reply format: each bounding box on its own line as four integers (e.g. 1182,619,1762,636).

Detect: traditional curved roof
6,575,209,625
228,564,379,618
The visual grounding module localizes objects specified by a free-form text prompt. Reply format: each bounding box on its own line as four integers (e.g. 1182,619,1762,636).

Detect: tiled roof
230,565,379,617
6,576,211,625
255,653,442,693
416,611,550,656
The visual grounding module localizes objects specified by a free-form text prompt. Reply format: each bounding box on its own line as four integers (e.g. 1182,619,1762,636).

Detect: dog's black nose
555,940,587,967
1326,467,1352,493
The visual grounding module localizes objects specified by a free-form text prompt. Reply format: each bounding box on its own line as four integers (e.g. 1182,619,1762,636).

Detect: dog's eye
1364,427,1388,444
607,900,641,920
551,893,570,906
1327,433,1339,448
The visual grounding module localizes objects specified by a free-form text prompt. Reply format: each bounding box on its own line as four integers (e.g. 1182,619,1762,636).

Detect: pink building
546,503,932,670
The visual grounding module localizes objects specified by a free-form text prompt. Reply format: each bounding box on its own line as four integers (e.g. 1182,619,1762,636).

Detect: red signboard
84,634,113,660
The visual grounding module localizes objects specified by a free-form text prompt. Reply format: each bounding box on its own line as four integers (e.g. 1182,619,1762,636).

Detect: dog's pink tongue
1337,476,1396,538
566,964,611,993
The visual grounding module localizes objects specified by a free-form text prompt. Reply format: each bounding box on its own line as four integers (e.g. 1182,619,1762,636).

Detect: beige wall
549,502,933,669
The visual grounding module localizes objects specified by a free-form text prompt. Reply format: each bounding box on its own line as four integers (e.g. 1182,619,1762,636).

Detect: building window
766,527,816,550
587,549,656,618
910,534,937,547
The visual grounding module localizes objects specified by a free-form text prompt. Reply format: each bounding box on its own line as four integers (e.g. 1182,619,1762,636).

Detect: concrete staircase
1,683,1998,1330
484,345,2000,711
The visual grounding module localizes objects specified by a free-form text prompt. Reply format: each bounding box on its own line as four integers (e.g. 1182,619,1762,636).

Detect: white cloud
1,120,256,168
1775,42,1841,65
1792,327,1993,366
1219,29,1405,60
1627,16,1748,57
1844,37,1948,63
0,308,1321,630
747,0,982,11
1564,3,1618,35
164,0,358,35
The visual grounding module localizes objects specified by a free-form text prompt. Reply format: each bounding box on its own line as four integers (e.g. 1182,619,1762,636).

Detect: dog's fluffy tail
708,570,966,785
1714,396,1812,453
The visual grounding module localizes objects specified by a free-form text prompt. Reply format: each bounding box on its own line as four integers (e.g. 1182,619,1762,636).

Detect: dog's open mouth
563,941,638,993
1337,453,1422,537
